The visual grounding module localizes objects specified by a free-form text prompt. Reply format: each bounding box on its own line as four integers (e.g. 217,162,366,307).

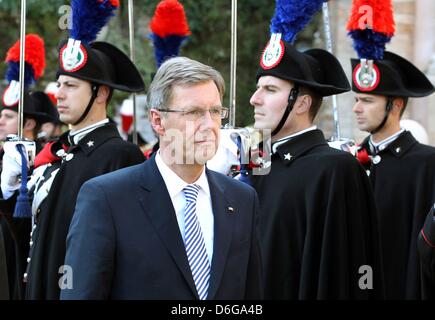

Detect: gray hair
147,56,225,110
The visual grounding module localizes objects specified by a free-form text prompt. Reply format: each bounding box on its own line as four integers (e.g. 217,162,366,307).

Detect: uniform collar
274,129,327,165
61,122,121,156
69,118,110,145
383,130,418,157
272,125,317,153
369,128,405,154
361,130,417,158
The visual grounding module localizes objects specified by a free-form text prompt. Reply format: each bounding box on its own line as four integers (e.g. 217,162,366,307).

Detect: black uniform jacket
251,129,385,299
25,123,145,299
358,131,435,299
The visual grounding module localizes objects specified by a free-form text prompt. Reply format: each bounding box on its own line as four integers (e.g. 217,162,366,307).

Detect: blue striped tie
183,184,211,300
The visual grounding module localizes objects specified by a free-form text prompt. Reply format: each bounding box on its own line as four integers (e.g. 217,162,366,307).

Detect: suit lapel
138,156,198,298
206,170,233,300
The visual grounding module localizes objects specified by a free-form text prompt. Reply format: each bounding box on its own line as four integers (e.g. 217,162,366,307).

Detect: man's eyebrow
257,84,279,89
58,80,79,86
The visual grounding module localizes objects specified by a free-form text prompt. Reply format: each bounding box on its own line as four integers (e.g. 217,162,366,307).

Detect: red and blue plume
5,34,45,88
70,0,120,44
150,0,190,67
347,0,395,60
270,0,325,44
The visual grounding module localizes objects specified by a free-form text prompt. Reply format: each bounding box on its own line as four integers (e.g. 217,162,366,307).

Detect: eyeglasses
157,106,229,120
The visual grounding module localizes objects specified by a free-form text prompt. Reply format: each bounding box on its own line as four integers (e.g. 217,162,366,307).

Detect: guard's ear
392,97,406,115
24,117,36,131
294,93,312,115
95,85,110,104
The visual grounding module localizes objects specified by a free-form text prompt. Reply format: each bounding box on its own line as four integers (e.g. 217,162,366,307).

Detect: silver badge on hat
353,59,380,92
260,33,285,70
2,80,20,106
60,38,88,72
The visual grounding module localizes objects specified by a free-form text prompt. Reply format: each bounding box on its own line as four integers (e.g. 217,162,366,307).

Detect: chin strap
370,97,394,135
272,86,299,137
72,84,100,126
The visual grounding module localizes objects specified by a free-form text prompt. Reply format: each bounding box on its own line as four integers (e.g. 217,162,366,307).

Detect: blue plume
5,62,36,88
70,0,119,44
150,34,188,67
270,0,325,44
348,30,392,60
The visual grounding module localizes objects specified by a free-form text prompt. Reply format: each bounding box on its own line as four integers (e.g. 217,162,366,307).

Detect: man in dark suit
60,57,263,300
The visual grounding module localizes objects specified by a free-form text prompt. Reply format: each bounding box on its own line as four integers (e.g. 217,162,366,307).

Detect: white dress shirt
155,151,214,263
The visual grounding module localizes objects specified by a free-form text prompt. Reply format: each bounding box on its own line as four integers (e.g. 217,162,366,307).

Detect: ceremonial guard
0,34,59,299
1,0,145,299
348,0,435,299
249,1,384,299
0,34,59,149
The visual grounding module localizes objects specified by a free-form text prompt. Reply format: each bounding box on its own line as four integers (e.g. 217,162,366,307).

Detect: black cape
418,206,435,300
251,129,385,299
358,131,435,299
25,123,145,299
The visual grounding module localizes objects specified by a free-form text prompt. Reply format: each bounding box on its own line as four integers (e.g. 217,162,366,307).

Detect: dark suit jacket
60,156,263,300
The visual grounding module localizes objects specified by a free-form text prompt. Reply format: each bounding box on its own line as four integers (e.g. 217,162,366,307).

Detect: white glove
1,152,22,199
207,129,241,175
1,139,35,199
207,128,252,176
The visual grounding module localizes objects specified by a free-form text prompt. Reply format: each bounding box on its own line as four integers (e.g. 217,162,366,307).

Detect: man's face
55,75,92,125
159,80,222,165
0,109,18,140
352,93,388,132
250,76,293,131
